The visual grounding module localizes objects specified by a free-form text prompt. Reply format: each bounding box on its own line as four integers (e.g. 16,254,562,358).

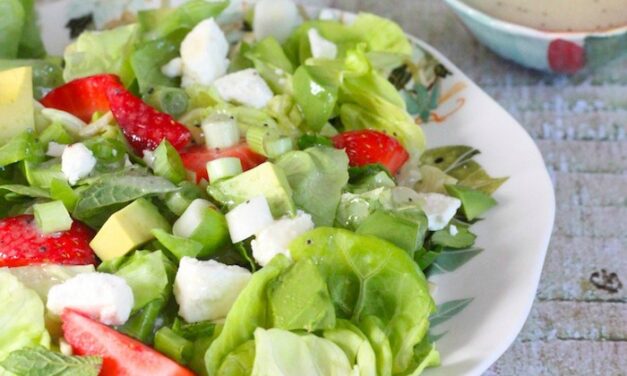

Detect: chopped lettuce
0,0,25,59
251,328,353,376
349,13,412,55
276,146,349,226
245,38,294,94
323,319,377,376
131,30,186,95
63,24,140,86
15,0,46,59
0,271,50,365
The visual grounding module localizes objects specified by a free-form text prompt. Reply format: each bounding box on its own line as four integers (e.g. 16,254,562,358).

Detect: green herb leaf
429,298,473,327
0,347,102,376
0,184,50,199
430,226,476,249
153,140,187,184
427,247,483,276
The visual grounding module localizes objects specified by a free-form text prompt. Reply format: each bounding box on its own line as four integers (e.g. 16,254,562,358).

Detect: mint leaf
0,347,102,376
73,175,178,220
427,247,483,276
0,184,50,199
429,298,473,328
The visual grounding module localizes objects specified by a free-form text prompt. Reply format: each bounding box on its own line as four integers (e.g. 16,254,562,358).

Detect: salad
0,0,506,375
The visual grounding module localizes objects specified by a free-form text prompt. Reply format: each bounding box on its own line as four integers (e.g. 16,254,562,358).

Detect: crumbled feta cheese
61,143,97,185
174,257,251,322
251,211,314,266
161,57,183,78
173,199,212,238
213,69,274,109
47,272,134,325
308,29,338,59
396,160,422,188
449,224,459,236
46,142,67,158
253,0,301,43
226,196,274,243
180,18,229,87
414,192,462,231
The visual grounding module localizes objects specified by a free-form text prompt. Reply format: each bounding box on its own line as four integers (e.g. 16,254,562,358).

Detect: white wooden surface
299,0,627,374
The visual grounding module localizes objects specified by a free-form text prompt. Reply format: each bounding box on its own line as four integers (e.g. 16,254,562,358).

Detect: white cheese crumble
414,192,462,231
161,57,183,78
61,143,97,185
251,211,315,266
253,0,301,43
47,272,134,326
180,18,229,87
46,142,67,158
174,257,251,322
213,69,274,109
226,196,274,243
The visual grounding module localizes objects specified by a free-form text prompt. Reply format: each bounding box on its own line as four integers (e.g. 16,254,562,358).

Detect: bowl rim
443,0,627,39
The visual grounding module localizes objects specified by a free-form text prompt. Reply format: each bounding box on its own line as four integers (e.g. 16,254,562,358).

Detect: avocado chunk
207,162,295,217
356,210,427,255
0,67,35,145
90,199,171,261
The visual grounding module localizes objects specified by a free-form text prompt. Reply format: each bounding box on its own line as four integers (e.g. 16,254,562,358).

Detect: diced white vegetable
172,199,212,238
449,224,459,236
253,0,301,43
161,57,183,78
213,69,273,109
226,196,274,243
207,157,243,182
202,114,240,149
61,143,97,185
46,142,67,158
174,257,251,322
47,272,134,326
251,211,314,266
79,111,114,138
180,18,229,87
308,29,338,59
414,192,462,231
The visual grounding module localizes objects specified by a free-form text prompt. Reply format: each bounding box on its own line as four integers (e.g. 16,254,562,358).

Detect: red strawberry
180,143,266,182
41,74,123,122
62,310,195,376
0,215,97,267
332,130,409,174
106,86,192,155
548,39,585,74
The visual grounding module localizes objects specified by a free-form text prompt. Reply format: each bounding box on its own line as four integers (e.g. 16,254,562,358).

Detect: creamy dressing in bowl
462,0,627,32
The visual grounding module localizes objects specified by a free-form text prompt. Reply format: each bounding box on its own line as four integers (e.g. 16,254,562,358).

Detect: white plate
36,2,555,375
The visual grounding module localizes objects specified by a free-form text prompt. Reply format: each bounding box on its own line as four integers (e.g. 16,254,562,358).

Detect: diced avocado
356,210,427,255
0,67,35,145
445,184,496,220
207,162,295,217
90,199,171,261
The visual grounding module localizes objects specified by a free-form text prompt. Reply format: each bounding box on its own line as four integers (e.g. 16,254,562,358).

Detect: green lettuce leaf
131,30,186,95
0,271,50,363
63,24,140,86
251,328,353,376
323,319,377,376
245,38,294,94
276,146,349,226
0,0,25,58
204,255,291,375
98,250,176,311
15,0,46,59
349,13,412,55
217,340,255,376
293,64,339,131
289,228,435,374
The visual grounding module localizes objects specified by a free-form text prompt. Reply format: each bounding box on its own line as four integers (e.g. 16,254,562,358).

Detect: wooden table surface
300,0,627,374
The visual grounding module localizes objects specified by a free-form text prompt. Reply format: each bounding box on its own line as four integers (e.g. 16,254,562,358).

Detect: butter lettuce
289,228,435,374
276,146,349,226
251,328,353,376
0,271,50,366
349,13,412,56
63,24,140,86
131,30,186,95
0,0,24,59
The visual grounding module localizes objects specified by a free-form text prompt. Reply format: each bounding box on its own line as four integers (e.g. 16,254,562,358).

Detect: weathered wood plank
518,301,627,341
537,236,627,302
554,207,627,238
486,340,627,376
538,140,627,174
554,173,627,208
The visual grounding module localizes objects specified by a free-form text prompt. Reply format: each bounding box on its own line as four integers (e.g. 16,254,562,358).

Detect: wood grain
298,0,627,374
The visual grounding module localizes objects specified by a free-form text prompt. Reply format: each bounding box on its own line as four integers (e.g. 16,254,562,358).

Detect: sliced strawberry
40,74,123,122
62,310,194,376
0,215,96,267
106,86,192,155
332,130,409,174
180,143,266,182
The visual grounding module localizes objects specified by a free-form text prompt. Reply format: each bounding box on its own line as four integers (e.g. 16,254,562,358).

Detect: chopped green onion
265,137,294,158
154,327,193,364
245,126,272,156
33,200,73,233
38,122,74,145
206,157,242,183
143,87,190,118
202,114,240,149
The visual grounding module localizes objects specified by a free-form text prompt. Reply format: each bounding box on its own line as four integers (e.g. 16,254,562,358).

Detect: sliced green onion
202,114,240,149
245,126,272,156
207,157,243,183
154,327,193,364
33,200,73,234
38,122,74,145
265,137,294,158
40,108,86,137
